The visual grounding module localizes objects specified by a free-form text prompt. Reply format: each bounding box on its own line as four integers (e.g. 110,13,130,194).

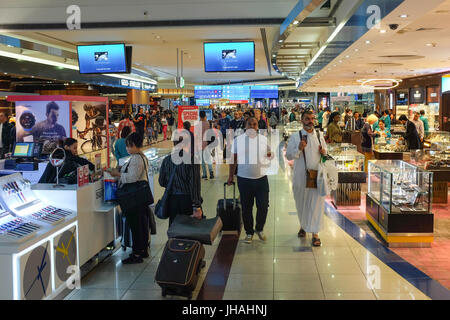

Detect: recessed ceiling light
399,14,408,18
365,40,371,44
4,72,7,75
354,48,359,52
345,55,350,58
293,20,299,25
380,29,386,33
279,39,284,43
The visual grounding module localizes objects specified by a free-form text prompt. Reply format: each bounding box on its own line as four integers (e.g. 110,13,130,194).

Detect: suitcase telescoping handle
223,182,236,210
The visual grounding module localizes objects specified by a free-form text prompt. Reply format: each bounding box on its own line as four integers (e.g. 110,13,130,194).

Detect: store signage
178,106,199,130
229,100,248,104
119,79,156,91
430,93,437,98
77,165,89,188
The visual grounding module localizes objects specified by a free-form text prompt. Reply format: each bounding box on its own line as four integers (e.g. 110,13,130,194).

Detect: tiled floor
64,137,435,300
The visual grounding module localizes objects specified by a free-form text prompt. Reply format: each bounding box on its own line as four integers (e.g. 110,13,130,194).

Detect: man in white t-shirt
227,117,273,244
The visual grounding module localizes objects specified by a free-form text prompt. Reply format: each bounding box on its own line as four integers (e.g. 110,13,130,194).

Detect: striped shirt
158,154,202,208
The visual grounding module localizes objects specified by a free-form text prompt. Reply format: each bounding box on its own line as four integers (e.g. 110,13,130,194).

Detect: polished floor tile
319,274,373,293
222,291,274,300
121,289,168,300
274,292,325,300
315,258,363,275
69,288,127,300
229,258,274,274
225,274,274,292
274,259,318,275
324,292,376,300
81,271,141,290
274,274,322,293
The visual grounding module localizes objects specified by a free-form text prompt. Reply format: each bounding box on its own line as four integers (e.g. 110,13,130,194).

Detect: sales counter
0,173,118,300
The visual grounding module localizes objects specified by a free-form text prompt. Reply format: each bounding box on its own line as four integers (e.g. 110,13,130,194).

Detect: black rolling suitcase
155,238,205,299
216,182,242,235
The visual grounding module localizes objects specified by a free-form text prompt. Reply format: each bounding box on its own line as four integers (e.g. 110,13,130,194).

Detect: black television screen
204,42,255,72
78,44,128,74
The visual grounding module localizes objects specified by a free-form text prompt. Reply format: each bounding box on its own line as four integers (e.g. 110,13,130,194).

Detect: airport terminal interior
0,0,449,301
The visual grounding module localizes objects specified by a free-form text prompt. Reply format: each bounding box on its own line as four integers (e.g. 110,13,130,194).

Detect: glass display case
373,136,407,159
423,131,450,151
366,160,434,247
328,146,365,206
409,149,450,204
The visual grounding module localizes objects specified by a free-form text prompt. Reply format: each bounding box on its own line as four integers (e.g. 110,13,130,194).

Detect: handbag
154,163,176,219
300,130,318,189
167,215,223,245
116,153,154,212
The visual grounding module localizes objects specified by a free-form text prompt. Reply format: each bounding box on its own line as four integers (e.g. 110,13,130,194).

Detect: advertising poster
77,165,89,188
177,106,199,130
16,101,71,155
71,101,108,155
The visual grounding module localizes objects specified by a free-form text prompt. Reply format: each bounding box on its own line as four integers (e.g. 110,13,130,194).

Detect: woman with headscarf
326,111,343,143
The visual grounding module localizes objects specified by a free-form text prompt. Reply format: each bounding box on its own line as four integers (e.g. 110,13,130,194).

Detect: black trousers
124,205,150,255
237,176,269,235
167,194,193,226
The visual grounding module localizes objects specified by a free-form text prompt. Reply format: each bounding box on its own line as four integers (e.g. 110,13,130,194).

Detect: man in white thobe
286,110,327,246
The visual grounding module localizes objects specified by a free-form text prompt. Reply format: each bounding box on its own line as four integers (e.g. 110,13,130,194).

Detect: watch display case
328,146,366,206
366,160,434,247
423,131,450,151
373,136,407,159
409,149,450,203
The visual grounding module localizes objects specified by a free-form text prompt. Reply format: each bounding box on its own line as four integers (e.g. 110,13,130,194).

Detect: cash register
5,142,43,171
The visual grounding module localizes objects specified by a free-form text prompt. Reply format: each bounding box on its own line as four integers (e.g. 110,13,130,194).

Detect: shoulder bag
116,153,154,212
300,130,318,189
155,162,176,219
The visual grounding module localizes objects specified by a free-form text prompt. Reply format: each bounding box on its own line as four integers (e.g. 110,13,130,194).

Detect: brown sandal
298,229,306,238
312,237,321,247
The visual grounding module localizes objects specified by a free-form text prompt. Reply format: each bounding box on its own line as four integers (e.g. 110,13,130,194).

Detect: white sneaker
256,231,267,241
244,234,253,244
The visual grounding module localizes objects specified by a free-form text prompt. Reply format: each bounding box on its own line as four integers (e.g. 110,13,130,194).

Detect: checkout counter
0,143,119,300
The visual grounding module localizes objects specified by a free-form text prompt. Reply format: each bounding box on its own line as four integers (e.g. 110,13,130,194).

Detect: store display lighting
359,78,402,89
399,14,408,18
0,49,79,70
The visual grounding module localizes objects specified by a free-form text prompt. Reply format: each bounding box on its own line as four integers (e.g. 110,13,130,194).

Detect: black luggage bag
216,182,242,234
155,238,205,299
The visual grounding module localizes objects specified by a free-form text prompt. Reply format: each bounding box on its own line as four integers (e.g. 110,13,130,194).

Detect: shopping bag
167,215,223,245
104,172,118,202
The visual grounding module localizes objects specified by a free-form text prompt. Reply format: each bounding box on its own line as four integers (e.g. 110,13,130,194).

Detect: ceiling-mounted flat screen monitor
204,42,255,72
78,44,128,74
